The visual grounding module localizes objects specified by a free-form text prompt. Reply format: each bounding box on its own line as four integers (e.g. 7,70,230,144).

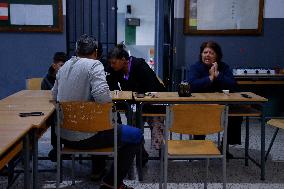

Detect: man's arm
89,61,112,103
51,78,58,101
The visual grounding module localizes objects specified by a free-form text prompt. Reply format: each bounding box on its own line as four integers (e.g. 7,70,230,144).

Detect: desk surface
0,90,55,159
134,92,267,103
111,91,133,101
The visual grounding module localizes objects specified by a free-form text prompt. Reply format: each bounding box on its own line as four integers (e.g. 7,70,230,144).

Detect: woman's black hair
76,34,102,56
199,41,223,63
108,43,130,60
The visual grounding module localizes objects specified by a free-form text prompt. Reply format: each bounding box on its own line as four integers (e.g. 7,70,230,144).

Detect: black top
187,61,238,93
107,56,165,93
41,66,56,90
108,56,166,113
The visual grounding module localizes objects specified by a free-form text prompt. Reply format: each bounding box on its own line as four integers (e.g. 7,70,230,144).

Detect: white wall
174,0,284,19
264,0,284,18
117,0,155,45
63,0,66,15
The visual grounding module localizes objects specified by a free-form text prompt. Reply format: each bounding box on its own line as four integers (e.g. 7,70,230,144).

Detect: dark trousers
194,116,243,145
61,125,140,186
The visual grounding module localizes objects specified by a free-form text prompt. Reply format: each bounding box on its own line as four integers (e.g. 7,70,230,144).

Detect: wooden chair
56,101,118,188
26,78,43,90
160,104,228,189
265,118,284,161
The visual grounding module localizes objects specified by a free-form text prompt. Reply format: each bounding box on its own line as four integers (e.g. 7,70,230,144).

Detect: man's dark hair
53,52,67,63
76,34,101,56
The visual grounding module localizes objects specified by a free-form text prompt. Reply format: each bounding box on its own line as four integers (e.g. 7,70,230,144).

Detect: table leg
260,105,265,180
33,130,38,189
23,135,30,189
135,102,143,181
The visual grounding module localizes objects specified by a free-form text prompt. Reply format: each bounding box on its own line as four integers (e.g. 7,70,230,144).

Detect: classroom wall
173,0,284,70
117,0,155,62
173,0,284,116
0,3,66,99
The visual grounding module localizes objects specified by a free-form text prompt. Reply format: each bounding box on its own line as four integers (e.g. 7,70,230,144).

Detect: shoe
119,183,134,189
226,151,234,159
48,148,71,162
0,165,9,176
218,146,234,159
48,148,57,162
99,182,134,189
90,169,106,182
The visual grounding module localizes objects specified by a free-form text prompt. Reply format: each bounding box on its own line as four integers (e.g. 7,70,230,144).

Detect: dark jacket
109,56,166,114
109,56,165,93
187,61,238,93
41,66,56,90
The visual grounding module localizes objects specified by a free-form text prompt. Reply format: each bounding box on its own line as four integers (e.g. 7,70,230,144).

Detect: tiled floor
1,118,284,189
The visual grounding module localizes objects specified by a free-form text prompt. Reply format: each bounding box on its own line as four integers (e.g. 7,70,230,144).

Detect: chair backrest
26,78,43,90
167,104,227,135
58,101,114,133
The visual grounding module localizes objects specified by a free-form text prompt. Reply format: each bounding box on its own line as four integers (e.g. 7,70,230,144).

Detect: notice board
0,0,63,32
184,0,264,35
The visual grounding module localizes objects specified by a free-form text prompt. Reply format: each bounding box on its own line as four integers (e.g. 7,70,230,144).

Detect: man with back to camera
52,34,141,189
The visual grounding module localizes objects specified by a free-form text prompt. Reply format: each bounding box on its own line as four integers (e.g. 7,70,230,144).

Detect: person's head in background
50,52,67,76
108,44,130,74
199,41,223,67
76,34,102,60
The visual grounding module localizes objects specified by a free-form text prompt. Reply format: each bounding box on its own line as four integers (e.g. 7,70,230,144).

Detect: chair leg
223,154,227,189
72,154,75,185
159,145,164,189
245,117,249,166
59,157,63,183
265,128,279,161
56,154,61,189
164,151,168,189
205,158,209,189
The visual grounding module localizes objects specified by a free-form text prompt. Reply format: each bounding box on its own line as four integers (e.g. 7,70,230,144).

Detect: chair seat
267,119,284,129
62,146,114,154
168,140,221,156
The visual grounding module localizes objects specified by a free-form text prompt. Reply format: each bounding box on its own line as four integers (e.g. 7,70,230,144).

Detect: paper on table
10,4,53,25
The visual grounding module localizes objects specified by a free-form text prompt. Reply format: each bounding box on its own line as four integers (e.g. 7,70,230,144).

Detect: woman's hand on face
209,66,215,81
212,62,219,78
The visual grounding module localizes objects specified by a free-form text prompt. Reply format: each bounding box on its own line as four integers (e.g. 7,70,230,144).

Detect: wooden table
112,91,133,125
134,92,268,180
0,90,55,189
